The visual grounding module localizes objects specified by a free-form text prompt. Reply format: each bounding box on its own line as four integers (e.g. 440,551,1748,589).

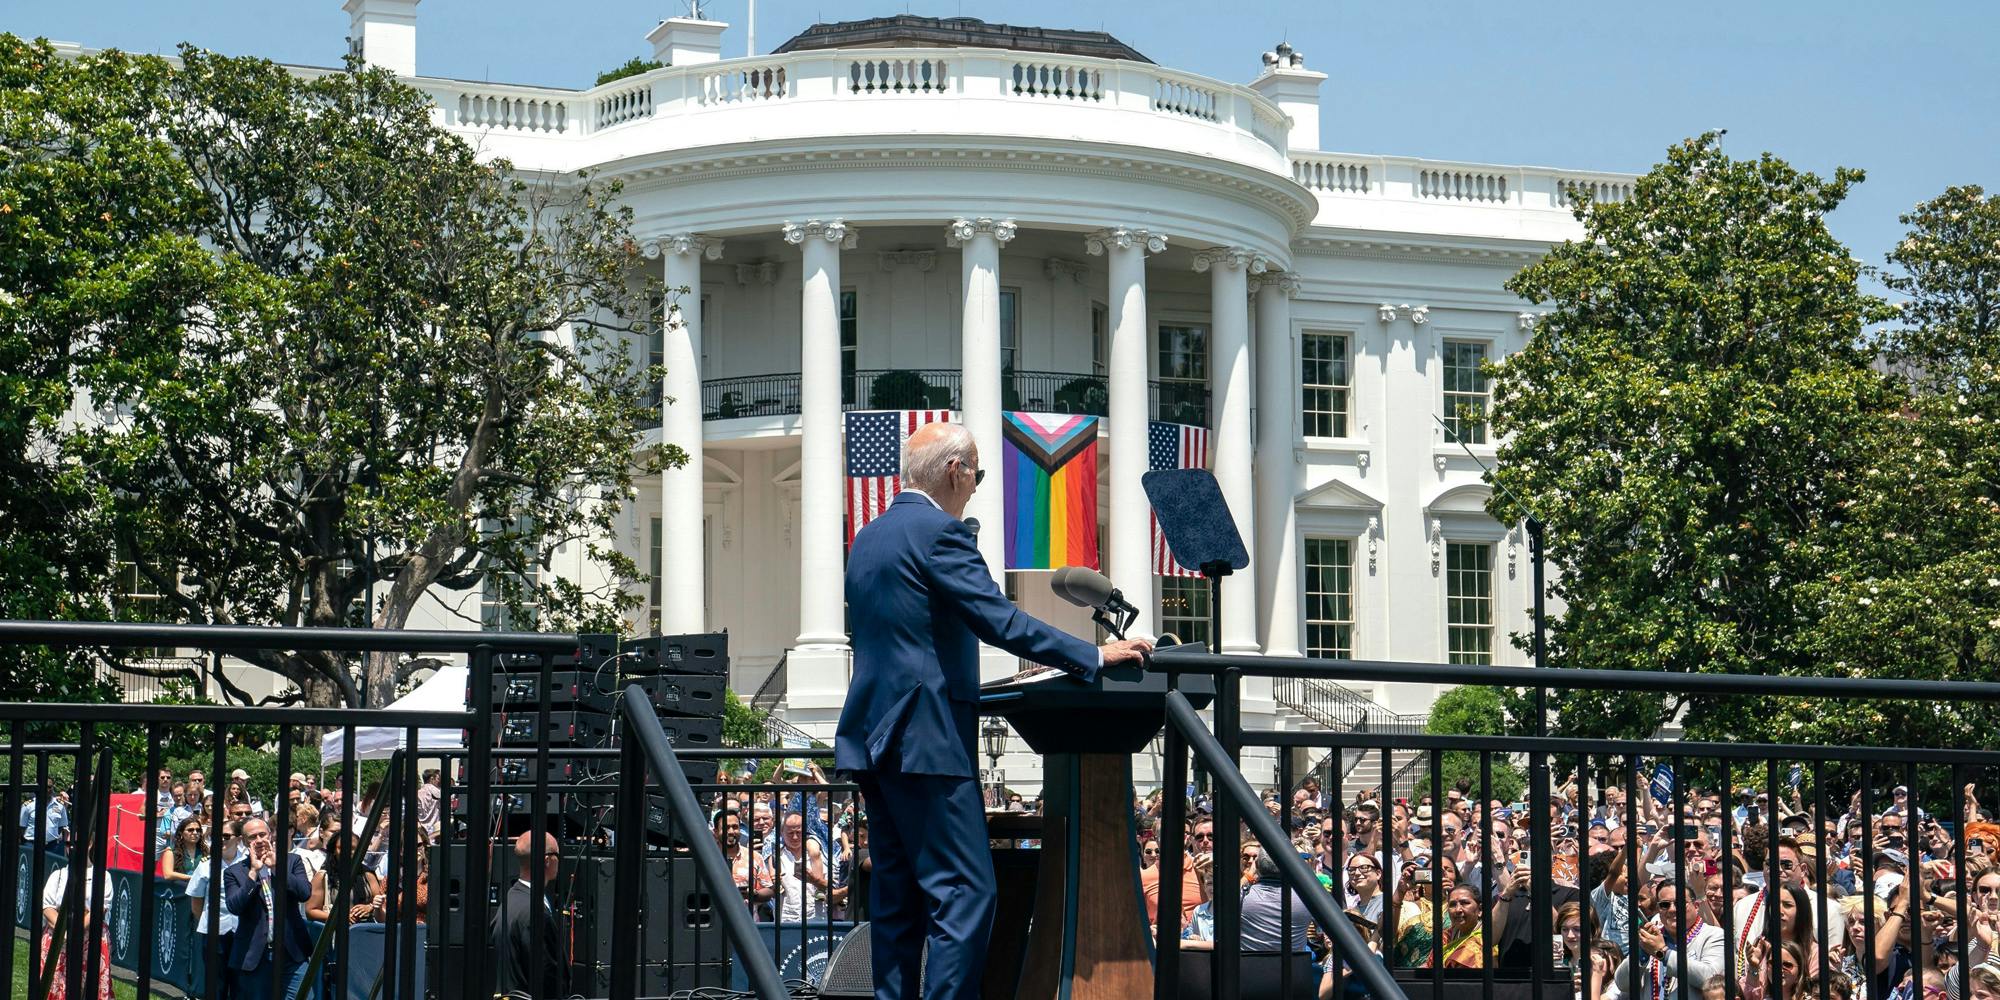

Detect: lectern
979,650,1214,999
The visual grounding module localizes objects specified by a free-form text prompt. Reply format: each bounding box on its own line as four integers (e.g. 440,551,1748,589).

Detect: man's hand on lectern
1100,638,1154,667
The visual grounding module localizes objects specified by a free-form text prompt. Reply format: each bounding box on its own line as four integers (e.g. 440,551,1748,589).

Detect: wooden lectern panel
1012,753,1154,1000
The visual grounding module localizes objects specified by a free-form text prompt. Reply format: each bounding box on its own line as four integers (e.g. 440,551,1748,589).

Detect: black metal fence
1151,648,2000,1000
0,621,802,1000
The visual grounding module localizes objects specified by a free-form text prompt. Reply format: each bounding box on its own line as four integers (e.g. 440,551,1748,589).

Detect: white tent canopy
318,665,468,763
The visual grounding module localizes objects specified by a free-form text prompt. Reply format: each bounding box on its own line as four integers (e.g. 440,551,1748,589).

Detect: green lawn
10,937,144,1000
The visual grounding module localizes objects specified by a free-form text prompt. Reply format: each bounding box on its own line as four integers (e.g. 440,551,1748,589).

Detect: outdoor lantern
981,717,1009,766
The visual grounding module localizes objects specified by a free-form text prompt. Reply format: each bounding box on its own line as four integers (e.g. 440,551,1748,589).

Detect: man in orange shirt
1141,816,1209,929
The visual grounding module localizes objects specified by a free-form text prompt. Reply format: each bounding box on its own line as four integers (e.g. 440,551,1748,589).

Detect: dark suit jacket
491,879,568,999
222,854,313,970
835,491,1099,777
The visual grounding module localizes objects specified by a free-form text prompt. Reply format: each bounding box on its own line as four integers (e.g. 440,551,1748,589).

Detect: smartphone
1973,837,1988,854
1412,868,1434,884
1639,824,1657,836
1675,823,1701,839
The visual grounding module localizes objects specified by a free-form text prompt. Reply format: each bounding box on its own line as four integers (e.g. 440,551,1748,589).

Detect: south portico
631,207,1304,745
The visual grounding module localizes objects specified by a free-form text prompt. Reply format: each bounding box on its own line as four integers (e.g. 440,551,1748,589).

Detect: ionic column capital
1252,271,1302,297
945,217,1017,247
642,233,724,260
1084,227,1167,257
782,219,859,249
1192,246,1271,275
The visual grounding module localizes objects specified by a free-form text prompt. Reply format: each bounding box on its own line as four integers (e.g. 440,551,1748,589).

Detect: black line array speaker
568,853,726,968
496,709,612,747
570,960,730,996
582,671,725,717
818,922,928,999
620,632,729,676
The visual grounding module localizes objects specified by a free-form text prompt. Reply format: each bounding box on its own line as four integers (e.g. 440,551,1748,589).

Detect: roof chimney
1250,42,1327,152
647,16,729,66
343,0,420,77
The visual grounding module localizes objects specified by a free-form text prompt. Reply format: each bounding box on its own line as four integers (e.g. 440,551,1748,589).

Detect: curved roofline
773,15,1150,64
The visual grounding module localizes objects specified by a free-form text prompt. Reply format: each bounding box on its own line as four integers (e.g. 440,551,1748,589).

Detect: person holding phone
222,817,314,1000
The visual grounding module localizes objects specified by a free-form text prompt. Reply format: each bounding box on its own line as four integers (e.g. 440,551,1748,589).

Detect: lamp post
981,717,1009,800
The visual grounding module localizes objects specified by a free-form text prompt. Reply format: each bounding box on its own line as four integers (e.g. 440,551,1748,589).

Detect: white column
1195,247,1266,655
948,217,1016,582
1087,227,1166,640
1253,273,1304,657
645,234,722,635
784,220,857,654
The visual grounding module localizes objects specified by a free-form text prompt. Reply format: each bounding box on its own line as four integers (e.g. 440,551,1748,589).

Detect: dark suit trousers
858,771,993,1000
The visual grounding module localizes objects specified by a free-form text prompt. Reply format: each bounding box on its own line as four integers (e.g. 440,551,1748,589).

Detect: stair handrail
1164,689,1409,1000
611,684,788,1000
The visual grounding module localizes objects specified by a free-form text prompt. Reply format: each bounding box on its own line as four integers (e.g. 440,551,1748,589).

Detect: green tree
1780,186,2000,750
1488,134,1897,741
596,57,663,86
0,37,220,703
65,48,679,706
1416,686,1525,803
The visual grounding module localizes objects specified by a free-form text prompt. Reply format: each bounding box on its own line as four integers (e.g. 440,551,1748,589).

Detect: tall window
646,294,707,408
1301,333,1350,438
480,515,541,631
1090,303,1108,377
1441,340,1490,445
1445,542,1493,664
1157,323,1208,424
1159,577,1211,650
1304,538,1354,659
1000,287,1020,371
113,554,173,658
840,288,859,406
649,515,663,634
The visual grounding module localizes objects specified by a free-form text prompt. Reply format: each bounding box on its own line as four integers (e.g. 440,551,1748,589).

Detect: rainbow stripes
1001,412,1101,570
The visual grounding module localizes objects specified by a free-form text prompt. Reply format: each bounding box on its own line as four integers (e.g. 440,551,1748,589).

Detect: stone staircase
1273,677,1430,801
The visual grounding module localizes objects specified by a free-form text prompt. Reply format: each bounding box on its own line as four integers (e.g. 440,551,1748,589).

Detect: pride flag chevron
1000,412,1101,570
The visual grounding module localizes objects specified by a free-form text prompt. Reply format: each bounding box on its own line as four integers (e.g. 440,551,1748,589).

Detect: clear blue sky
14,1,1996,273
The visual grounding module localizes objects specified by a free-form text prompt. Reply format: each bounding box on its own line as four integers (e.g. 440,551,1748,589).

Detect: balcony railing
688,370,1207,425
419,47,1290,156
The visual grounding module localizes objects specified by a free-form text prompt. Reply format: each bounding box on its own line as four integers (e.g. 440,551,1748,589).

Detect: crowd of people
1133,773,2000,1000
31,756,2000,1000
20,765,443,1000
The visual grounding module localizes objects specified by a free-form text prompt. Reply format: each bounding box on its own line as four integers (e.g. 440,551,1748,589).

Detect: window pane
1159,576,1211,650
1000,288,1019,371
1441,340,1490,445
1304,538,1355,659
1444,541,1493,665
1301,333,1350,438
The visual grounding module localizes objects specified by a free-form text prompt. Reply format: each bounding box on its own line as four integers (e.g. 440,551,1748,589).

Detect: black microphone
1051,566,1115,608
1050,566,1139,618
964,517,980,536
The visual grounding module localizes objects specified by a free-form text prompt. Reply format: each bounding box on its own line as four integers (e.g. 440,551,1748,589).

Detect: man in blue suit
223,817,315,1000
836,421,1151,999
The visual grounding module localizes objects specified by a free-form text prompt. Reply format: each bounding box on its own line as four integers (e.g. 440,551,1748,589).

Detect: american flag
846,409,953,541
1148,420,1210,576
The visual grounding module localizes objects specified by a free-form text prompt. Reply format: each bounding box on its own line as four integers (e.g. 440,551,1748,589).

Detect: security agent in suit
222,817,314,1000
836,422,1152,1000
491,830,568,1000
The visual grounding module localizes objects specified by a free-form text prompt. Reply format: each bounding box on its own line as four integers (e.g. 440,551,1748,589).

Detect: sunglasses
1191,832,1213,841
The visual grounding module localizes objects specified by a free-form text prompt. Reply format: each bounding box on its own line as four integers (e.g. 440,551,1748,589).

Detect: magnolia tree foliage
1782,187,2000,748
0,39,217,701
1488,135,1899,741
3,38,680,707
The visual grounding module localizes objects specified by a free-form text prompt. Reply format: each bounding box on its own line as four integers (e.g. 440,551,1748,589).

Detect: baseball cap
1874,847,1910,870
231,769,249,781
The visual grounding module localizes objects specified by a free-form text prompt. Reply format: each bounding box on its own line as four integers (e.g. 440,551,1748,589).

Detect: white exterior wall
57,12,1631,786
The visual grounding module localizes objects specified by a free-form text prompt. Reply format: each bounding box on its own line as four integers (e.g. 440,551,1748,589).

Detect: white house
85,3,1639,788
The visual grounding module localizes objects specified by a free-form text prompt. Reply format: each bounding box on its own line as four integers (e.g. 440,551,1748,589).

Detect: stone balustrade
420,46,1290,157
